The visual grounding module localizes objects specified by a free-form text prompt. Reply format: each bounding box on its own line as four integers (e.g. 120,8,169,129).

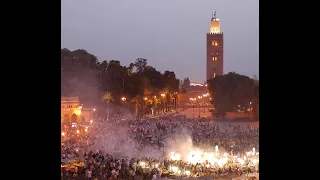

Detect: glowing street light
90,120,93,124
85,128,88,132
161,93,165,97
154,96,156,98
62,132,65,136
144,97,148,101
93,108,96,111
121,97,126,102
197,96,202,117
76,130,79,134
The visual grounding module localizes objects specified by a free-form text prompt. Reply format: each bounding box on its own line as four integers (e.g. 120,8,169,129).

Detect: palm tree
101,91,114,121
131,95,140,119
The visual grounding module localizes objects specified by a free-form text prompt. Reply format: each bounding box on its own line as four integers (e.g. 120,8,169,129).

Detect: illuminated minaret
206,11,224,80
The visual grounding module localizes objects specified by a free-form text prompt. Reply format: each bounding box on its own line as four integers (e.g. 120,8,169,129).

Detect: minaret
206,11,224,80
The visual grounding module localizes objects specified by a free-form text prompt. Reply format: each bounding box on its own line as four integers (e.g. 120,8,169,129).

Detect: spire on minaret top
211,10,218,21
209,10,220,33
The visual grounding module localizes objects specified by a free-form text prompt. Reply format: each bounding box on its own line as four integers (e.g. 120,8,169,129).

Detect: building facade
206,11,224,80
61,96,94,124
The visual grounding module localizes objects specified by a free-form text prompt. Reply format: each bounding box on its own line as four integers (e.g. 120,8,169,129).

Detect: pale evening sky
62,0,259,82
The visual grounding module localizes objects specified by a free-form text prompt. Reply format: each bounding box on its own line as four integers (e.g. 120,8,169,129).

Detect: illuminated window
212,40,218,46
213,73,216,78
212,56,217,61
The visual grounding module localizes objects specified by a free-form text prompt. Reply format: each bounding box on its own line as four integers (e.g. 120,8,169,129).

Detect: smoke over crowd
61,107,259,179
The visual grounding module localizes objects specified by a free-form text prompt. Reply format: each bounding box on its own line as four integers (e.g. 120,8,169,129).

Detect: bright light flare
252,158,258,164
139,162,146,167
187,151,204,164
170,152,181,161
238,158,244,165
170,166,179,173
185,170,190,175
61,132,65,136
76,130,79,134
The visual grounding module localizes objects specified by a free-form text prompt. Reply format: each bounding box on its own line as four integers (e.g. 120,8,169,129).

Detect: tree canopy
207,72,256,113
61,49,180,106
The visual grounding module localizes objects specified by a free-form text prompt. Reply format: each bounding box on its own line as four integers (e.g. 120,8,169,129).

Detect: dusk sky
62,0,259,82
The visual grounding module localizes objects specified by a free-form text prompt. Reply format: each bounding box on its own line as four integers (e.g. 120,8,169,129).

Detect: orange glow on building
61,97,95,125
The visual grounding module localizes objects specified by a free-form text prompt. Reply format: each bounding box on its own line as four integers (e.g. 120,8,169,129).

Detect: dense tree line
207,72,259,121
252,82,259,121
61,49,180,118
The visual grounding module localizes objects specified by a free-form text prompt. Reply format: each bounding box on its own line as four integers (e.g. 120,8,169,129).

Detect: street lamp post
202,94,208,113
190,98,196,120
152,96,157,116
121,97,127,117
143,97,148,118
161,94,165,114
198,96,202,118
193,103,195,119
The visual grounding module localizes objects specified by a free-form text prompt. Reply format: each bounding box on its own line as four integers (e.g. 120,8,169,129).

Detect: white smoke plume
93,124,218,161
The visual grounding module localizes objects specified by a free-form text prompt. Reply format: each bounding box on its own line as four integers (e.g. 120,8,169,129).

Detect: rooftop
61,96,80,102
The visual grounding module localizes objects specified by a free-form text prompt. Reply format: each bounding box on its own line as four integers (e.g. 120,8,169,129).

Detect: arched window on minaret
212,40,218,46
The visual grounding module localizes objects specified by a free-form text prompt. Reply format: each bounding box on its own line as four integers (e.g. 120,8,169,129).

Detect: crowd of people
61,111,259,179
